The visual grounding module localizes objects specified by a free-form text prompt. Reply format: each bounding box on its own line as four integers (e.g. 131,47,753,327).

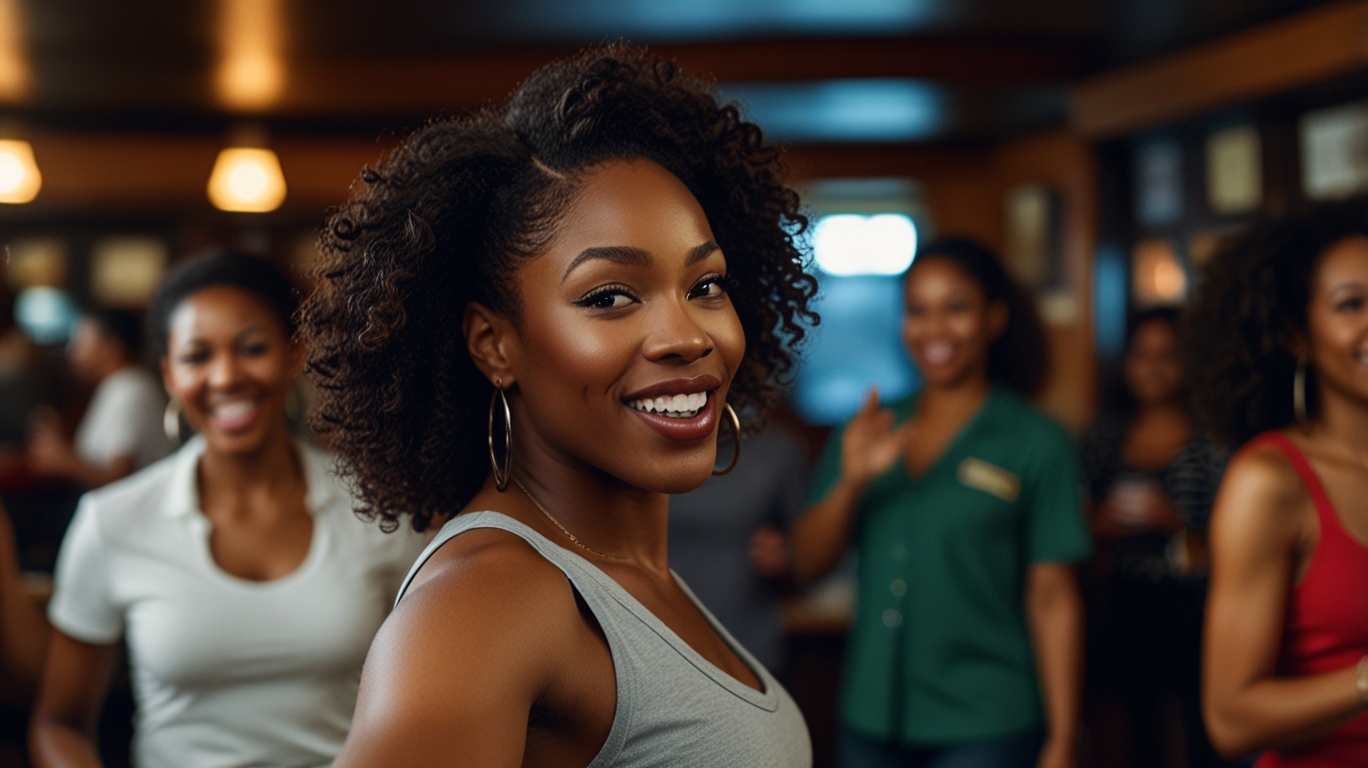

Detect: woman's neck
501,428,671,576
918,369,992,418
1133,398,1188,422
1305,387,1368,460
198,423,303,504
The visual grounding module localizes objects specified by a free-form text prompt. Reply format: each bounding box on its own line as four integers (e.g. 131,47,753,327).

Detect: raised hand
840,387,907,488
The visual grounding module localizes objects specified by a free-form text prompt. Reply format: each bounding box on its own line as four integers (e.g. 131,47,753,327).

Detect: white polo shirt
73,366,173,471
49,437,426,768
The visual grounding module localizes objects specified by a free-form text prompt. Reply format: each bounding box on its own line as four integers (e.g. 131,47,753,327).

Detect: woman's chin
622,453,717,496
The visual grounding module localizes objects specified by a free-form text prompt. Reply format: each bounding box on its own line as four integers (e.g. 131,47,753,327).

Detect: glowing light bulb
0,139,41,203
207,147,286,212
1152,258,1187,301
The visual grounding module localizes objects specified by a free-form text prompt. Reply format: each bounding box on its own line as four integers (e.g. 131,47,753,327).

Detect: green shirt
809,385,1090,745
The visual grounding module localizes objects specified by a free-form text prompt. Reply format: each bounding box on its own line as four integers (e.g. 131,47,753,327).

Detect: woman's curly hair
1182,197,1368,448
299,44,818,532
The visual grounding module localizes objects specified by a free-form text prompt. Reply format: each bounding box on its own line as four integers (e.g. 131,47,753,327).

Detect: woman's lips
208,400,261,432
627,391,718,441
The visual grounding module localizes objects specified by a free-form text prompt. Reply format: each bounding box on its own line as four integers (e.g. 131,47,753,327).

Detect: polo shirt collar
158,435,337,519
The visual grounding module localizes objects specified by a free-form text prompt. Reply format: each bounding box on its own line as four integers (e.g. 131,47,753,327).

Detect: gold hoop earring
1294,358,1309,425
488,383,513,492
163,399,182,444
712,403,742,476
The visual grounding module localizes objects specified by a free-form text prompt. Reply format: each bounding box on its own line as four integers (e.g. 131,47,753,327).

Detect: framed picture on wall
1300,101,1368,200
1205,124,1262,215
1004,183,1062,291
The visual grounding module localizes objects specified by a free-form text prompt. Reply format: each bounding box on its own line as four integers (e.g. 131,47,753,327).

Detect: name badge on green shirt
957,457,1020,503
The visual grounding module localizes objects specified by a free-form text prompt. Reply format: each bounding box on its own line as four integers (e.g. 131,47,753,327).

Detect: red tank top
1252,433,1368,767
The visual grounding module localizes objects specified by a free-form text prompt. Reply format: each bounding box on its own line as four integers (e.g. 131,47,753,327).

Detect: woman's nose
206,352,243,388
642,298,713,364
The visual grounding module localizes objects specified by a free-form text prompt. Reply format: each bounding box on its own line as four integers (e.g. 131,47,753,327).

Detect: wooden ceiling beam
2,132,974,215
1071,1,1368,139
242,36,1089,117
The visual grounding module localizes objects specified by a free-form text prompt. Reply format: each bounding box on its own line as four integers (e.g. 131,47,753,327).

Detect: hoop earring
488,383,513,492
712,403,742,476
1294,358,1309,425
163,399,182,444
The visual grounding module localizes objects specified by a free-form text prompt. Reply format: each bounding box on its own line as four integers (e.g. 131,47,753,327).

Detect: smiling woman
298,44,817,767
31,251,427,768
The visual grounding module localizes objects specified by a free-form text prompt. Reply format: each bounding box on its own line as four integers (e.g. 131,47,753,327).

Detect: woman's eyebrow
233,324,265,342
561,245,651,283
687,240,720,266
560,240,721,284
1328,281,1368,298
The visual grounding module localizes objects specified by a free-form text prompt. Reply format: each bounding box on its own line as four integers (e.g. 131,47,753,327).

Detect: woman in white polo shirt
30,251,425,768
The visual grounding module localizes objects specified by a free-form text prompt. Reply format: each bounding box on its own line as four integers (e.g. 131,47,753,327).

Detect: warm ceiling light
0,0,30,102
0,139,41,203
216,0,284,110
207,147,286,212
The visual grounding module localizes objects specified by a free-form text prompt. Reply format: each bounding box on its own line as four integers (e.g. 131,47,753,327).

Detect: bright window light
812,213,917,276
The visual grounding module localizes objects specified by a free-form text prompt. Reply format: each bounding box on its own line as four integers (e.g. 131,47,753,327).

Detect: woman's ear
159,355,173,396
463,302,518,388
987,299,1010,341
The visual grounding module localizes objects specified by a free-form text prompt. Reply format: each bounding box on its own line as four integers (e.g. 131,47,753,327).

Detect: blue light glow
15,287,79,345
719,79,946,143
493,0,957,41
791,274,919,426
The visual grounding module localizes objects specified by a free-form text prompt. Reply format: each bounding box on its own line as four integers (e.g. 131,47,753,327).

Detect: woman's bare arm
335,530,606,768
0,501,48,705
1203,446,1367,759
1026,563,1085,768
790,389,903,582
29,632,119,768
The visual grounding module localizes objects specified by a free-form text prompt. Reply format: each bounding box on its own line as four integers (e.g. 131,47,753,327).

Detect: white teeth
629,391,709,418
214,401,255,420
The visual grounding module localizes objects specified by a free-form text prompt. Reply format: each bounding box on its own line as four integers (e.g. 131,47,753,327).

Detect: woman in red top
1185,199,1368,766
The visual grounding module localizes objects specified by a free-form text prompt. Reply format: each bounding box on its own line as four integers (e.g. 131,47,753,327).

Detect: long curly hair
299,44,818,532
1182,197,1368,448
908,237,1050,399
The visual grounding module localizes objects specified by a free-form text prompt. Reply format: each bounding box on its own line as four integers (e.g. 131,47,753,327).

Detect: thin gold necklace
512,476,627,562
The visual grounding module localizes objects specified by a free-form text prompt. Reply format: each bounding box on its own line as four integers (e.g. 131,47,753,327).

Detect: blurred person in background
1186,200,1368,767
0,498,48,707
1080,307,1229,768
791,238,1090,768
28,308,171,489
299,46,816,766
668,418,809,674
30,252,425,768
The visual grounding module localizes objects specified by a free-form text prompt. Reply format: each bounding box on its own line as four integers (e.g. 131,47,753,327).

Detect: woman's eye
241,343,270,356
689,277,727,300
178,352,209,365
1335,296,1366,313
574,288,637,311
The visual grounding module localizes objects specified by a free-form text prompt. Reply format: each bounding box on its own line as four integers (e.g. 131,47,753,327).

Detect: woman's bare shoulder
1214,438,1311,544
393,526,579,648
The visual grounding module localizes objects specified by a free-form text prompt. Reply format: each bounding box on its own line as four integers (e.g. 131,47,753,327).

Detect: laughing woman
31,253,426,768
299,46,818,767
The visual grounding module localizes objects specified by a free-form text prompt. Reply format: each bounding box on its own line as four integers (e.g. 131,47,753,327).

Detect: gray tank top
395,511,812,767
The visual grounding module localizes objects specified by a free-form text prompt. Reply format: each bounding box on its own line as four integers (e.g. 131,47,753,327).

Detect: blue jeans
839,728,1045,768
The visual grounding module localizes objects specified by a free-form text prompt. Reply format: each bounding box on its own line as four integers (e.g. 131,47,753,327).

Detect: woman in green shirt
792,238,1091,768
